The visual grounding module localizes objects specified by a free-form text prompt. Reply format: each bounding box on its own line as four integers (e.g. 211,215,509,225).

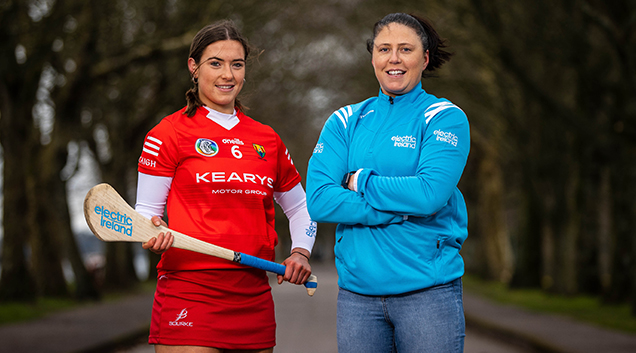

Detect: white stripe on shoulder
334,110,347,129
424,102,463,124
334,105,353,129
427,102,450,109
142,147,159,157
147,136,163,145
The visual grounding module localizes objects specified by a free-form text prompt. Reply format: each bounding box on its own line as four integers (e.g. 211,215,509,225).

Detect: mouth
216,84,235,91
387,69,406,76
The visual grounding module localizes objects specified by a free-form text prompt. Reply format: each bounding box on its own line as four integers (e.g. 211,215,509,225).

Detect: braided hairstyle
184,20,251,117
366,13,452,77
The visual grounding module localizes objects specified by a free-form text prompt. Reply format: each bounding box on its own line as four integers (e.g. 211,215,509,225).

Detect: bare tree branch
90,31,195,80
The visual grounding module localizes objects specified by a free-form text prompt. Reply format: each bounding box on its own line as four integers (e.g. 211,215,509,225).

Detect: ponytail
185,78,203,117
412,15,452,75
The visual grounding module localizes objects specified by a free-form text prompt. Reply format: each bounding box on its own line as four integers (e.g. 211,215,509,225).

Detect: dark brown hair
185,20,251,117
366,13,452,77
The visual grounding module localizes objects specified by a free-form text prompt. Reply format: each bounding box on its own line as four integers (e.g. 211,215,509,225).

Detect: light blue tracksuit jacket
306,82,470,295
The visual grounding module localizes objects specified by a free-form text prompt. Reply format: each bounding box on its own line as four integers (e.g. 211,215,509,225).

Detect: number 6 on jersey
231,145,242,159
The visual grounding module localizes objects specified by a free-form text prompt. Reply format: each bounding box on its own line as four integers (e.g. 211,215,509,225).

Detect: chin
385,87,407,96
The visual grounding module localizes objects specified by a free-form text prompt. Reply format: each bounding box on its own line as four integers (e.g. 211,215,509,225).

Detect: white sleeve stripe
334,105,354,129
144,142,160,150
425,102,453,113
142,147,159,156
339,107,349,119
425,103,462,124
334,110,347,128
147,136,162,145
427,102,449,109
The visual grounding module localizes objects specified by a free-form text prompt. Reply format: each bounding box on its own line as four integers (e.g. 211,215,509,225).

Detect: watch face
342,171,355,188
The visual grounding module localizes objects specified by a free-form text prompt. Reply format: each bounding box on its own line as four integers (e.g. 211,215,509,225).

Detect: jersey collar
201,106,240,130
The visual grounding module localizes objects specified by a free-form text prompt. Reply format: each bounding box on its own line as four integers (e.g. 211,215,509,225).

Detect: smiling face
371,23,429,97
188,40,246,114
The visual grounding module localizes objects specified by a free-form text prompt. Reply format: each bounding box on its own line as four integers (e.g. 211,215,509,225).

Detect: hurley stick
83,183,317,296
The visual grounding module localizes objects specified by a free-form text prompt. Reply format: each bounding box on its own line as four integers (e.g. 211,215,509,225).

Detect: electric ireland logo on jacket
94,205,133,236
391,135,417,149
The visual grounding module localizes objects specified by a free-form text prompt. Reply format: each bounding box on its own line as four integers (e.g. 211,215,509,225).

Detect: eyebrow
206,56,246,63
375,42,416,47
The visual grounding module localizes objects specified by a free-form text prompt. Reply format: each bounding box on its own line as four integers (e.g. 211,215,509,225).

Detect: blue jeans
337,278,465,353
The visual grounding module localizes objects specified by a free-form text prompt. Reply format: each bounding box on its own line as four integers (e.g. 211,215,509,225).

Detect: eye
401,47,412,52
210,60,221,67
233,62,245,69
378,47,389,53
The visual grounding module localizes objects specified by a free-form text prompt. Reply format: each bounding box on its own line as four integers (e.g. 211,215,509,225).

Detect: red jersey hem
148,336,276,350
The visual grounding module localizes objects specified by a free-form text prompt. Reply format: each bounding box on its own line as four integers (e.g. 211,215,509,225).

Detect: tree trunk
541,215,555,291
104,242,138,290
102,178,138,290
0,146,37,300
48,145,100,300
597,166,613,292
605,157,633,303
631,154,636,316
555,155,579,295
0,83,38,301
26,144,69,298
476,153,513,283
510,175,542,288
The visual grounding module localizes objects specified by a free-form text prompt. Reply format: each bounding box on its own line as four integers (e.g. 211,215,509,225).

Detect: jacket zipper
368,96,394,154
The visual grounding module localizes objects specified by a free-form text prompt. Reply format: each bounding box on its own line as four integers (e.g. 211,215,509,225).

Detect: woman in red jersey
134,20,316,353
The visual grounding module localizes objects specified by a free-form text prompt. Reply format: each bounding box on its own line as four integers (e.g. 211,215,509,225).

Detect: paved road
118,263,529,353
3,262,635,352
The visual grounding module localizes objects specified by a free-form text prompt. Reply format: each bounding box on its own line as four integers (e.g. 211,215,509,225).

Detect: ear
187,57,197,76
422,50,430,71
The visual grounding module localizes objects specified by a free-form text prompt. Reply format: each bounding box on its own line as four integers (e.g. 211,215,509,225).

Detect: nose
220,64,234,80
389,49,401,64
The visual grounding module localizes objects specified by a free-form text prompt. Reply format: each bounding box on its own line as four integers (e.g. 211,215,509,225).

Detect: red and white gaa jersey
138,106,301,272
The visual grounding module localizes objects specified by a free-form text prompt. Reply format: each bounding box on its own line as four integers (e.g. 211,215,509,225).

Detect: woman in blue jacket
306,13,470,352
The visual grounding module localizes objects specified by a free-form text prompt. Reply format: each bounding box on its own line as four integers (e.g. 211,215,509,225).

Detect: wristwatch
341,171,357,189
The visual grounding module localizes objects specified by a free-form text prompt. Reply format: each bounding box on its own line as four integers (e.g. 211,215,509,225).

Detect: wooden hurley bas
83,183,317,296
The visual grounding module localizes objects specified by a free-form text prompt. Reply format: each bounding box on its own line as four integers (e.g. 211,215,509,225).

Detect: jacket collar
377,81,424,105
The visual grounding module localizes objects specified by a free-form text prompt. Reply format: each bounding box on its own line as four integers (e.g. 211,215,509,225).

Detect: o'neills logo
169,309,193,327
222,138,244,145
94,205,133,236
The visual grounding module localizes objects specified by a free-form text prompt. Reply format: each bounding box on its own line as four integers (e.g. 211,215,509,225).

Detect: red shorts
148,268,275,349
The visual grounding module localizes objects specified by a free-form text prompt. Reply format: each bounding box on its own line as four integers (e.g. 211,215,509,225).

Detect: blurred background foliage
1,0,635,315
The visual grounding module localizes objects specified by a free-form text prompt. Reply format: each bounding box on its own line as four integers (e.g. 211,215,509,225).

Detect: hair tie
291,251,310,261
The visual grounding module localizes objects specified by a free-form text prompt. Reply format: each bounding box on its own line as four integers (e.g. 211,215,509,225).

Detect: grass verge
0,297,77,326
0,281,156,326
462,274,636,334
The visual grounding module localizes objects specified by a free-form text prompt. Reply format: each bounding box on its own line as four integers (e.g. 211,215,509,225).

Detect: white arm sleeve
273,183,316,254
135,172,173,220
